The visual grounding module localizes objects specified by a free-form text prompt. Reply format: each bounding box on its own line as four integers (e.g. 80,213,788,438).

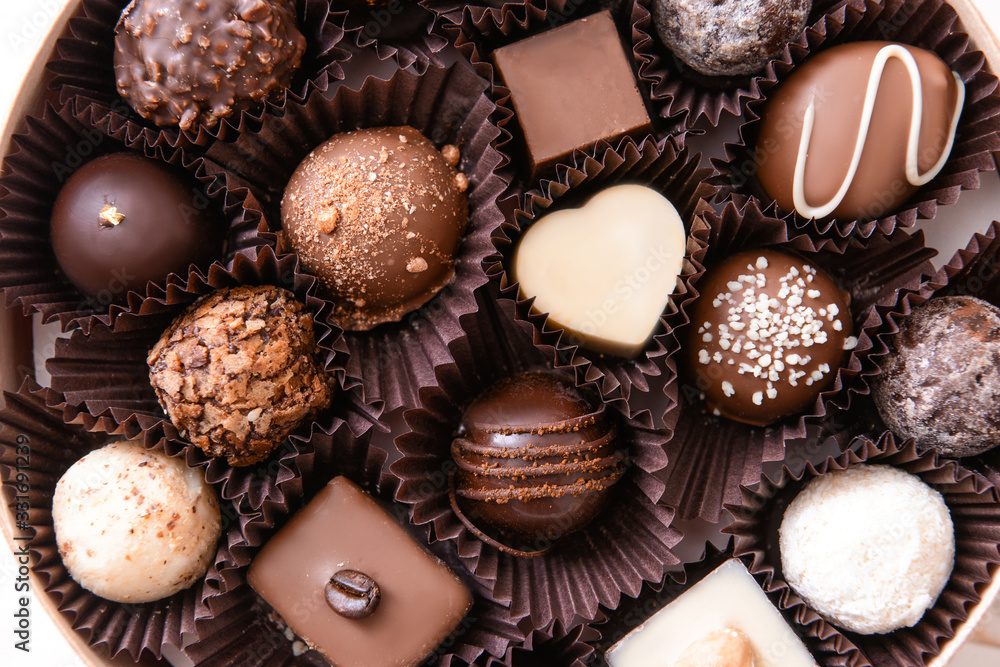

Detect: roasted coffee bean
324,569,381,619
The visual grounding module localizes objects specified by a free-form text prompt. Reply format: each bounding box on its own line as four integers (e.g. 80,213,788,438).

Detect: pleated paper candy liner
483,619,602,667
46,0,352,151
437,0,679,194
0,100,273,336
846,219,1000,482
0,379,262,663
391,291,681,630
203,61,510,416
662,198,938,524
726,432,1000,667
710,0,1000,240
628,0,846,129
43,248,354,512
421,0,576,37
485,134,715,426
343,1,449,73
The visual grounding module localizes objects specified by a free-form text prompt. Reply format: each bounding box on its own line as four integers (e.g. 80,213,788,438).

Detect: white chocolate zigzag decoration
793,44,965,219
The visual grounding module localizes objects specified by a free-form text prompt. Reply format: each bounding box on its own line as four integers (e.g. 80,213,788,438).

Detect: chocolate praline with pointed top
450,371,626,555
50,152,225,299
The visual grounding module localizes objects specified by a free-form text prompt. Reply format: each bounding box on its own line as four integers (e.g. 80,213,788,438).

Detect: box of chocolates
3,1,1000,666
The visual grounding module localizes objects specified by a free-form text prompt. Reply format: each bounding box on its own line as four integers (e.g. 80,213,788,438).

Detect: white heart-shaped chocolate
513,184,686,357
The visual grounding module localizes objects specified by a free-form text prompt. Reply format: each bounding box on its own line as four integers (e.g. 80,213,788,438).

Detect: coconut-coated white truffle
779,464,954,634
52,440,221,603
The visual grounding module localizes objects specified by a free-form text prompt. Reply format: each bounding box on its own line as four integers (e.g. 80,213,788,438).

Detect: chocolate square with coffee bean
492,10,652,180
248,476,473,667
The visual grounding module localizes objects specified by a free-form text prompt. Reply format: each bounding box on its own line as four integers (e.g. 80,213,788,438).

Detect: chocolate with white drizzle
756,41,964,221
686,249,856,426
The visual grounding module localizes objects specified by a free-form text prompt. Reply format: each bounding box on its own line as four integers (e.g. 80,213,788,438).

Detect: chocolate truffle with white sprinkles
686,249,856,426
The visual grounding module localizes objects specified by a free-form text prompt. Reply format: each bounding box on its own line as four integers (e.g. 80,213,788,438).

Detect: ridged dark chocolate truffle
874,296,1000,457
281,126,469,331
451,371,626,554
50,152,224,300
114,0,306,132
686,249,855,426
653,0,811,77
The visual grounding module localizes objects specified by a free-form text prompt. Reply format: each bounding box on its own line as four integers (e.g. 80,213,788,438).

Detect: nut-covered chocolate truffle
114,0,306,132
52,439,221,603
687,249,856,426
874,296,1000,457
653,0,811,77
51,152,225,300
779,465,955,634
756,41,964,221
281,126,469,330
148,285,332,466
450,371,626,554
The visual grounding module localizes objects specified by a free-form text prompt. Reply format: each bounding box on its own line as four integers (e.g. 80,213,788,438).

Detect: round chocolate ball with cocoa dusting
874,296,1000,457
653,0,811,77
281,126,469,331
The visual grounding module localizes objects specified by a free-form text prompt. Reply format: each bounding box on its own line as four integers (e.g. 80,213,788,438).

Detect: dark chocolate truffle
114,0,306,132
147,285,332,466
686,249,856,426
450,371,626,554
873,296,1000,457
756,41,964,221
51,152,224,300
652,0,811,77
281,126,469,331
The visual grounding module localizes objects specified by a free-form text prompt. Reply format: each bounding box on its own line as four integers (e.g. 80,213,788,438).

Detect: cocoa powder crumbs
147,285,332,466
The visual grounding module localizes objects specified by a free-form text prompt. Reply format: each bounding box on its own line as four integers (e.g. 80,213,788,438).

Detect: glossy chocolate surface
248,477,472,667
451,372,626,554
756,41,963,221
114,0,306,131
281,126,469,331
686,250,854,426
50,152,224,299
492,10,652,180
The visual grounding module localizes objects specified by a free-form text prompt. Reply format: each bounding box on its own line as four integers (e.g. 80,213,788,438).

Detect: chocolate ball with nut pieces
115,0,307,132
148,285,333,466
281,126,469,331
874,295,1000,457
51,152,224,301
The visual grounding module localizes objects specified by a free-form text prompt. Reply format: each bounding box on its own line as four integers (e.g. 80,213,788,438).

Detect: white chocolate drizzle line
793,44,965,219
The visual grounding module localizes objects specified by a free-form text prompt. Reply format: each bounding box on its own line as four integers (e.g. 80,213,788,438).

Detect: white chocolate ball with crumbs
779,464,954,634
52,440,221,603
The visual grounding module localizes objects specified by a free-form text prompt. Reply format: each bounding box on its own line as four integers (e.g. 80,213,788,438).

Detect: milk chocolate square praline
248,477,473,667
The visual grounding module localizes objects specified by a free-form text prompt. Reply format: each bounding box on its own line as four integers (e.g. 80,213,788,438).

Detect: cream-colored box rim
1,1,1000,666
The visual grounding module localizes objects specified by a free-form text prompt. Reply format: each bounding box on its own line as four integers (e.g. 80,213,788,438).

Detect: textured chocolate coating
281,126,469,331
756,41,963,221
248,477,473,667
148,286,332,466
874,296,1000,457
686,250,854,426
492,10,652,180
51,152,224,299
653,0,811,77
114,0,306,132
451,372,626,554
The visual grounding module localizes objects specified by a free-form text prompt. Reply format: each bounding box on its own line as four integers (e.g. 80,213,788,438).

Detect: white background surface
1,1,1000,666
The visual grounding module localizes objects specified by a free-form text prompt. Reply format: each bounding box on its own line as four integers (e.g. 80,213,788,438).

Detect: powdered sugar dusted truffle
779,464,954,634
686,249,855,426
652,0,811,77
52,440,221,603
874,296,1000,457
